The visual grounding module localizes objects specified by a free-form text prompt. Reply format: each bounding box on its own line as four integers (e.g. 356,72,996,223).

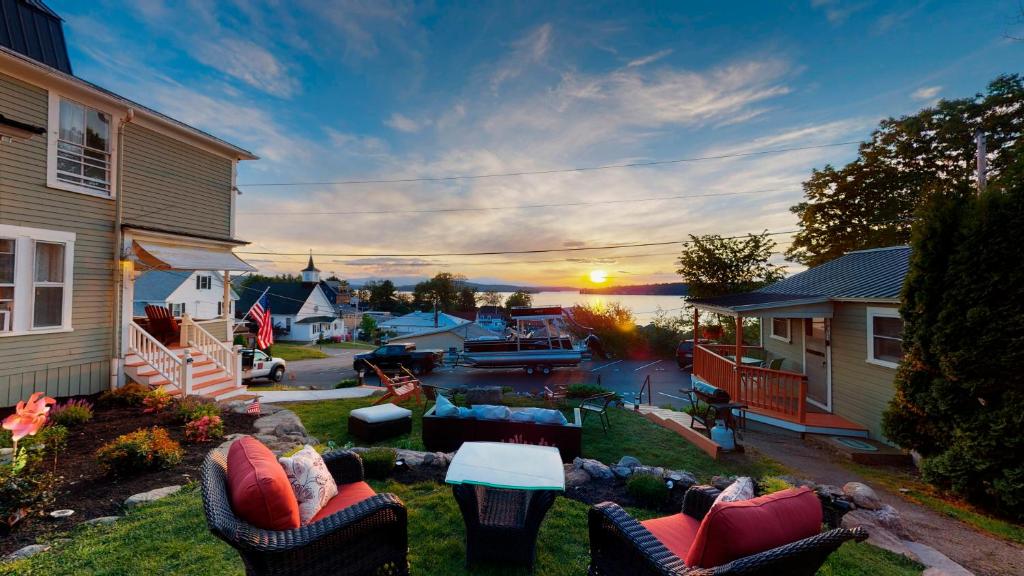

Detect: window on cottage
196,275,212,290
867,308,904,367
217,301,223,316
0,239,14,332
169,302,185,317
769,318,790,341
32,242,65,328
56,98,111,194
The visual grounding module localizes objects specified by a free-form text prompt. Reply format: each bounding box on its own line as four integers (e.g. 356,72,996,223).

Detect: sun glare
589,269,608,284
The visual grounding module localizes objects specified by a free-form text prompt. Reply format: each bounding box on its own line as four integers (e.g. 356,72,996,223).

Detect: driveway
280,346,361,389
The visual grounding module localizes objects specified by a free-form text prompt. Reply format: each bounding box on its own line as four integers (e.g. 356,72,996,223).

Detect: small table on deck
445,442,565,570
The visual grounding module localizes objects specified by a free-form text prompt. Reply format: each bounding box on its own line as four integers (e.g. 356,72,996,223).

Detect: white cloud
384,112,427,133
626,49,673,68
490,23,553,93
810,0,869,25
192,38,299,99
911,85,942,101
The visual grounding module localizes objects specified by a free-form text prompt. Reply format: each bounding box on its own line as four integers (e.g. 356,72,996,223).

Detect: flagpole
239,286,271,323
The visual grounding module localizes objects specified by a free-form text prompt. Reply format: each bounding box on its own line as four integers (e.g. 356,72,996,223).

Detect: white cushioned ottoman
348,403,413,441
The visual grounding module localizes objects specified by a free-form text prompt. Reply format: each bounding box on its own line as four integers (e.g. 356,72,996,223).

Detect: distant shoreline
579,282,688,296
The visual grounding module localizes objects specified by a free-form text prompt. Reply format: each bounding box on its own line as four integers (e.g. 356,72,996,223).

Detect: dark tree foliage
504,290,533,309
456,286,478,312
412,272,467,312
364,280,399,312
676,232,785,299
883,152,1024,519
788,75,1024,267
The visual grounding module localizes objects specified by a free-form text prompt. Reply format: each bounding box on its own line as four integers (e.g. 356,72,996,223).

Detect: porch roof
133,240,256,272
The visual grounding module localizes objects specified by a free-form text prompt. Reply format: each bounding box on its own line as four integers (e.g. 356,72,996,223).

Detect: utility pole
975,129,987,194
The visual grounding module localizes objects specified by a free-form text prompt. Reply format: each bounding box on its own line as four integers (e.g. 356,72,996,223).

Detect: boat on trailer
460,306,584,374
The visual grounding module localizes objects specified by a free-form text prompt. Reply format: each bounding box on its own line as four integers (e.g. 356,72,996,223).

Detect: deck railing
693,344,807,423
180,314,236,381
128,321,192,394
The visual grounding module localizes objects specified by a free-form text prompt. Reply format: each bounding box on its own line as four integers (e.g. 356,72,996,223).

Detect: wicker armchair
588,485,867,576
201,449,409,576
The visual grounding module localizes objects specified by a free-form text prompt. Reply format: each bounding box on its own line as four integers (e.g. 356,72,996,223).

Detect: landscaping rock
665,470,697,489
873,504,908,538
465,386,503,405
905,542,974,576
575,457,613,480
124,485,182,509
842,509,919,562
0,447,12,465
843,481,883,510
564,465,591,488
4,544,50,561
616,455,642,468
82,515,121,526
711,475,736,490
253,410,308,438
227,400,283,415
395,449,425,467
814,483,843,497
633,465,665,478
611,466,632,479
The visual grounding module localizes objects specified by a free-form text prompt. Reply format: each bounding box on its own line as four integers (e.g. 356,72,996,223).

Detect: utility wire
237,141,861,188
236,187,799,216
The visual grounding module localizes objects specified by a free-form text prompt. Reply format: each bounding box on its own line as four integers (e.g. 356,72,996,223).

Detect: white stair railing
128,321,191,394
180,314,236,380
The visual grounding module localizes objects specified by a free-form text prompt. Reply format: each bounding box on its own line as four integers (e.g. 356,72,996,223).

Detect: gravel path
743,429,1024,576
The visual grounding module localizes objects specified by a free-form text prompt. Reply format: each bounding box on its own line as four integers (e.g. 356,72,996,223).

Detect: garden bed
0,398,255,556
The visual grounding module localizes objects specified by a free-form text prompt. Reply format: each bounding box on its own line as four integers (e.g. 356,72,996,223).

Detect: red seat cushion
685,487,822,568
640,513,702,559
226,437,301,531
309,481,377,523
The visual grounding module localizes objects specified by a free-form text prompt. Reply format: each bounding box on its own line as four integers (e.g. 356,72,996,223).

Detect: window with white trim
196,275,212,290
769,318,790,342
0,225,75,336
169,302,185,317
867,307,904,368
50,96,112,195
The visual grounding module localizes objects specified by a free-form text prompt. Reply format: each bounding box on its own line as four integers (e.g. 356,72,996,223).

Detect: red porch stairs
125,346,247,401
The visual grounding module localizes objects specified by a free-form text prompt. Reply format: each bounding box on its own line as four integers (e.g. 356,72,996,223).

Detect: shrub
627,474,669,508
758,476,794,495
48,399,94,428
566,384,609,398
184,415,225,443
174,396,220,423
360,447,396,479
335,378,360,389
141,389,173,414
0,461,57,531
96,427,183,475
99,382,150,407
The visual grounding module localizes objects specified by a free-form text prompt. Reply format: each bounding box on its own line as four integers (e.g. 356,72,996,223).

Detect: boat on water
460,306,585,374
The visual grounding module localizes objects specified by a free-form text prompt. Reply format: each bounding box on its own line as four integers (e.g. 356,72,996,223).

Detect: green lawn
2,483,922,576
268,343,329,361
3,397,924,575
320,340,377,350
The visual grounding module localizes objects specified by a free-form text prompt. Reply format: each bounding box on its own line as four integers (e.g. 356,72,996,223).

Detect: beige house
0,2,257,406
390,322,500,353
687,246,910,441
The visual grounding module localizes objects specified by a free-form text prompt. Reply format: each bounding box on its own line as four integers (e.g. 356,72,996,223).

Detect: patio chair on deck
367,362,423,406
143,304,180,346
580,392,617,432
588,485,866,576
767,357,785,371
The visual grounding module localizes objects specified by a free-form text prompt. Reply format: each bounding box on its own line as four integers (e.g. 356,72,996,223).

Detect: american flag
249,292,273,349
247,397,261,415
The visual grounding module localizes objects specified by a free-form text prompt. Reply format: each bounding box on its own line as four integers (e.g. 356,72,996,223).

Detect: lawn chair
367,362,423,406
144,304,180,346
543,384,569,407
767,357,785,371
580,392,617,432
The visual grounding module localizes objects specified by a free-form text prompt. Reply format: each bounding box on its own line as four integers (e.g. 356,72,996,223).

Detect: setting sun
589,269,608,284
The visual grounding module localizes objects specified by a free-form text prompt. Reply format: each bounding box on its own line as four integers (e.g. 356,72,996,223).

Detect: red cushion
685,487,822,568
309,481,376,523
226,437,301,531
641,513,702,559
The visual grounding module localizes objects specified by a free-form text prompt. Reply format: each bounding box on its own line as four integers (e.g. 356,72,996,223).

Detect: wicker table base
452,484,558,570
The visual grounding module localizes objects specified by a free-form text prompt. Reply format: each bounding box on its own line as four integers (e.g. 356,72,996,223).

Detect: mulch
0,399,256,556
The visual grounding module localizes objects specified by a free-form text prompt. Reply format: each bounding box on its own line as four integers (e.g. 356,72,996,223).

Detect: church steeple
301,251,320,284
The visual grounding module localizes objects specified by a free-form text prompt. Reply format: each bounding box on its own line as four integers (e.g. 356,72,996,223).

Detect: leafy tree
480,291,504,307
676,232,785,299
358,314,377,342
413,273,467,311
788,75,1024,266
457,286,478,311
883,152,1024,518
567,303,640,358
504,290,533,309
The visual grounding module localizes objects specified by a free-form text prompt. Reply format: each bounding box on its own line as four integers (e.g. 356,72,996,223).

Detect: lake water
494,291,687,324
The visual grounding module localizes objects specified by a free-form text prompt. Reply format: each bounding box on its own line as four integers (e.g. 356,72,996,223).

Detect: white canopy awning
133,240,256,272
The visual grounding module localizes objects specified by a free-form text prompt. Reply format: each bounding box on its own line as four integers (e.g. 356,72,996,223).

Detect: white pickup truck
241,349,287,383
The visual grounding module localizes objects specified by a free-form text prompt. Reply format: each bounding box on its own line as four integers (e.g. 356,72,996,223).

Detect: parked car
676,339,711,370
241,349,287,383
353,342,444,375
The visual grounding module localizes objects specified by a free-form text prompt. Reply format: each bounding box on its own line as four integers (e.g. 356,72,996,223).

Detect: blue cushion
471,405,512,420
457,406,474,418
509,407,569,425
434,394,459,417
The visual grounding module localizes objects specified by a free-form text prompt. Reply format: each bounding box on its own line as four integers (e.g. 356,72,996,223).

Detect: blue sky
51,0,1023,286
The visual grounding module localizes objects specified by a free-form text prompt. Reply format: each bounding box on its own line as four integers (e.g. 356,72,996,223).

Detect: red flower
2,392,56,444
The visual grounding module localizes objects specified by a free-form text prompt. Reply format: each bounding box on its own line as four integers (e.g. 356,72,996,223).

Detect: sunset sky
52,1,1023,287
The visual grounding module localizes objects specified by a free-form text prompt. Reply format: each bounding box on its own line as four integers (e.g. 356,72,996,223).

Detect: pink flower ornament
2,392,56,445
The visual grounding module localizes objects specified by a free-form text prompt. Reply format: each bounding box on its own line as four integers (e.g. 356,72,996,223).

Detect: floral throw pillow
279,446,338,525
713,476,755,506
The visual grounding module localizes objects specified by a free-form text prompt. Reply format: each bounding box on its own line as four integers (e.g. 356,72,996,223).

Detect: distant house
687,246,910,441
235,256,346,343
475,305,507,333
392,322,500,353
133,270,239,320
378,310,469,336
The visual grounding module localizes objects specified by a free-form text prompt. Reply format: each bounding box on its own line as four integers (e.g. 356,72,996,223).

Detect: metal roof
235,282,319,316
689,246,911,313
295,315,336,324
1,0,72,74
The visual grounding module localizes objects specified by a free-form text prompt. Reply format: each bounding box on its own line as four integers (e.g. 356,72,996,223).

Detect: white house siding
296,287,336,321
830,301,901,441
0,72,114,405
163,272,235,320
760,318,805,372
393,331,464,352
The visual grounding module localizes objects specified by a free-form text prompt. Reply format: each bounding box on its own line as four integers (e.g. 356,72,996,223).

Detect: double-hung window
196,275,212,290
47,93,115,197
866,307,904,368
0,225,75,336
769,318,790,342
169,303,185,317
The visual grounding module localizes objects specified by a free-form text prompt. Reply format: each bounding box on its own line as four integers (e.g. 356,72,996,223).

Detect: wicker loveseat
588,485,867,576
201,447,409,576
421,405,582,462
